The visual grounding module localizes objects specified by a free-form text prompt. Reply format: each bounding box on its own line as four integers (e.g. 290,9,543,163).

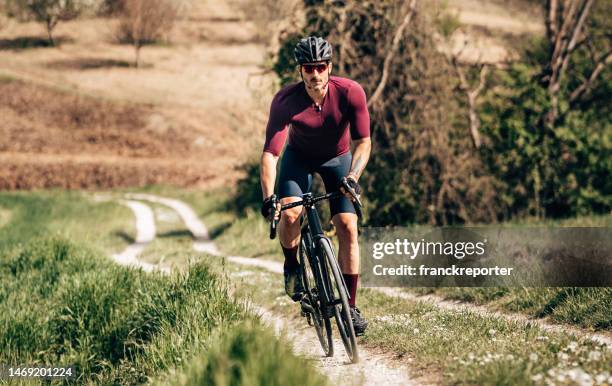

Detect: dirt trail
255,305,412,386
110,193,422,385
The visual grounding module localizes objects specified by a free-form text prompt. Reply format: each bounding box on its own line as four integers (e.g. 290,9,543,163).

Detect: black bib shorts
278,146,356,217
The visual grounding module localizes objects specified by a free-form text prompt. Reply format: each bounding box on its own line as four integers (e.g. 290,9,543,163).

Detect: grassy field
0,190,328,385
0,190,133,254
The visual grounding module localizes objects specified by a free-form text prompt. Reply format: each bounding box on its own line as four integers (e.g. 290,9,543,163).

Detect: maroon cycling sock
282,245,299,271
343,273,359,307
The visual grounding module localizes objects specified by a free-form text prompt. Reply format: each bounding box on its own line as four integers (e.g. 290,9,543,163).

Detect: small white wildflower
532,374,543,382
530,353,539,362
506,354,515,361
536,335,549,341
488,329,497,335
566,368,592,385
557,352,569,361
595,373,606,384
588,351,601,361
413,328,419,334
594,372,609,384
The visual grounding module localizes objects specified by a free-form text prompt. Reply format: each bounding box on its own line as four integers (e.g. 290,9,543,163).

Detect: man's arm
348,137,371,181
260,151,279,199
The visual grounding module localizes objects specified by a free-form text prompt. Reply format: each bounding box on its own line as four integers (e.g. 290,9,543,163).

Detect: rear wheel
300,234,333,356
318,237,358,363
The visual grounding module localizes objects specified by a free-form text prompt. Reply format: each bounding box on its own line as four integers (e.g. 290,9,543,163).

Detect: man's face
300,61,331,92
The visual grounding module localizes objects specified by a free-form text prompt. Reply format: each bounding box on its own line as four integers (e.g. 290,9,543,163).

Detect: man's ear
329,62,333,75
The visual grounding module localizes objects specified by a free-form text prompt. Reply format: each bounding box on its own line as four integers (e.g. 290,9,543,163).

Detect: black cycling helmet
294,36,332,64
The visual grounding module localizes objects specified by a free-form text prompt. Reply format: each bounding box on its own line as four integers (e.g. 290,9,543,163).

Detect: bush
480,61,611,218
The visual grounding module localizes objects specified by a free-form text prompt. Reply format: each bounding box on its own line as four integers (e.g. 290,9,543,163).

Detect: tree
273,1,500,225
541,0,611,125
9,0,84,45
116,0,179,67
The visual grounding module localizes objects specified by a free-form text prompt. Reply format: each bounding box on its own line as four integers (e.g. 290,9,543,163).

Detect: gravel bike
270,177,362,363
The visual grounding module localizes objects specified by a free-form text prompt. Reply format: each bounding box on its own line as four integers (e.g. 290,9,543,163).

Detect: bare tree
368,0,417,109
542,0,610,124
449,44,489,149
8,0,84,45
116,0,179,67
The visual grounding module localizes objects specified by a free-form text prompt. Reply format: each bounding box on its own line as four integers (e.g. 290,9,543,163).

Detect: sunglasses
302,63,329,74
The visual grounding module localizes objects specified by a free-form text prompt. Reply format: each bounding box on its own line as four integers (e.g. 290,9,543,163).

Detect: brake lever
269,196,279,240
341,177,363,221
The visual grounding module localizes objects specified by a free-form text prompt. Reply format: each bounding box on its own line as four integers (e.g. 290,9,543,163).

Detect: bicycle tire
317,237,359,363
300,233,333,356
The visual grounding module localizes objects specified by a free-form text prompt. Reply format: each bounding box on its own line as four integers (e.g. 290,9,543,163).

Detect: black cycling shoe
284,265,304,302
350,306,368,336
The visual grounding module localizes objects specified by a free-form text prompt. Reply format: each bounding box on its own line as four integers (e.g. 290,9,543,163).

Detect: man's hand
261,195,281,221
339,175,361,202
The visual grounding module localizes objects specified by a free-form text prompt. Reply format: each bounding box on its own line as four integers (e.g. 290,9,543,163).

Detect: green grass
0,189,329,385
359,290,611,385
0,207,11,229
155,322,329,386
409,287,612,330
0,191,133,254
0,237,246,384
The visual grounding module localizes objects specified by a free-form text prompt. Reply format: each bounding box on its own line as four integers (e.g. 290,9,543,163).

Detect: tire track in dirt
111,199,170,274
119,193,420,385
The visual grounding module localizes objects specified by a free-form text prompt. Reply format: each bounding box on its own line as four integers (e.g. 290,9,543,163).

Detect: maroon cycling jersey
263,76,370,159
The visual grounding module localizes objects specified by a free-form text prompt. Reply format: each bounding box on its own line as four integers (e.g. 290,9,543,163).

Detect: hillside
0,0,543,190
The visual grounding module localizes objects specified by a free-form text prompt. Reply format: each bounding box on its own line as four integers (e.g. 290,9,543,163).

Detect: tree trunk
47,18,55,46
134,44,141,68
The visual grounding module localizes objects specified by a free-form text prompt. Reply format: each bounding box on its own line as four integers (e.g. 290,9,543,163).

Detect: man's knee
281,207,302,226
279,197,303,227
333,213,358,239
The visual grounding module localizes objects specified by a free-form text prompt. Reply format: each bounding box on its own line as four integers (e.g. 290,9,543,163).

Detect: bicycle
269,177,363,363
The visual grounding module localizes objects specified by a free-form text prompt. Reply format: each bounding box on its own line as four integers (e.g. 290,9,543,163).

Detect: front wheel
318,237,358,363
300,235,333,356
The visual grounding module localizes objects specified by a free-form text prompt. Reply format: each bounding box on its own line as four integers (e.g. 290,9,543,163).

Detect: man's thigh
317,152,356,216
278,148,312,199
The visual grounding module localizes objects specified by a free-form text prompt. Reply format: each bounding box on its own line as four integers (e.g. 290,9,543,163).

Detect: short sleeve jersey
263,76,370,159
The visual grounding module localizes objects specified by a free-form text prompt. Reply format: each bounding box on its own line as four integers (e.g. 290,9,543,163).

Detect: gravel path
113,194,420,386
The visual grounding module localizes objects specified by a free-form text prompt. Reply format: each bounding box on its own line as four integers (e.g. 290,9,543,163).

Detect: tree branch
450,54,488,149
368,0,417,108
546,0,558,44
569,50,612,103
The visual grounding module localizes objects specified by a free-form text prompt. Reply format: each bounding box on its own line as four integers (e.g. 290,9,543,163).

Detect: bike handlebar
269,177,363,240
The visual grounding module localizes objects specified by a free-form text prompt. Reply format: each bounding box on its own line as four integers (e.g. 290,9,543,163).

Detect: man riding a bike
260,36,371,335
